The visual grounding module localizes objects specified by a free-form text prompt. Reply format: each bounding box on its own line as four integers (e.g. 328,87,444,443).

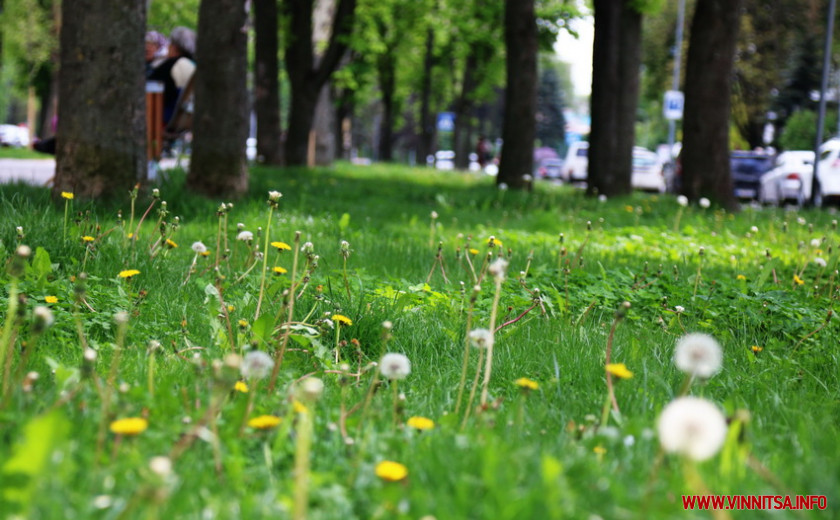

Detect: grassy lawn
0,162,837,519
0,146,53,159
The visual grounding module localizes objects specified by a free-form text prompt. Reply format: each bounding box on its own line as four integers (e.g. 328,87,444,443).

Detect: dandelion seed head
657,396,727,461
380,352,411,380
699,197,711,208
674,305,685,314
815,257,827,267
298,376,325,402
677,195,688,207
240,350,274,380
468,328,494,350
191,241,207,254
488,257,509,282
236,231,253,242
674,333,723,378
149,456,173,477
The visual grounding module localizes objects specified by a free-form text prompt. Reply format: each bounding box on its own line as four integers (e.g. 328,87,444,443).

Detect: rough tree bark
53,0,145,200
284,0,356,166
497,0,537,190
254,0,283,164
376,48,396,161
187,0,249,198
417,28,435,164
587,0,641,197
681,0,742,210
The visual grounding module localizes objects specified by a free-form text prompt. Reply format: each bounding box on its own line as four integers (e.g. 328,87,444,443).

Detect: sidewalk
0,158,188,186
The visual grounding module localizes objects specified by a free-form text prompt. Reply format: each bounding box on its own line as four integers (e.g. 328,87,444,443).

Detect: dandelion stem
255,205,274,319
461,347,485,430
269,232,302,391
479,275,503,406
454,286,480,416
0,280,20,396
604,305,627,416
293,407,314,520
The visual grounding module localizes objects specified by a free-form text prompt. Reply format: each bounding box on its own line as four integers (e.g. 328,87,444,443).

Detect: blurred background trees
1,0,839,201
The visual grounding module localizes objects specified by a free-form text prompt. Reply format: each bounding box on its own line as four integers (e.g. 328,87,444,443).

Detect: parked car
563,141,588,183
534,158,565,180
811,138,840,206
434,150,455,170
0,124,30,147
757,150,815,206
731,150,776,199
631,146,666,193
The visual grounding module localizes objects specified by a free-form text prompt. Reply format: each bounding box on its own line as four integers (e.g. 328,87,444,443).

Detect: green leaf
32,247,52,278
338,212,351,232
1,410,69,512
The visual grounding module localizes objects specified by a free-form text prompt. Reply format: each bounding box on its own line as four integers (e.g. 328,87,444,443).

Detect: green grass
0,162,838,519
0,146,53,159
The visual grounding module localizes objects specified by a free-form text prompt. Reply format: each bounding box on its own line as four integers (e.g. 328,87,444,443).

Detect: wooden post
146,81,164,161
307,129,316,168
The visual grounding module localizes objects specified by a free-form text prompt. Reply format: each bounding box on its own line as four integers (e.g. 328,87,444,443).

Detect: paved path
0,158,188,186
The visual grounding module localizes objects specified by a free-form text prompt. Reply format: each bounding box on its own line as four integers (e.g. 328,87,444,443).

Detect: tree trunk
682,0,742,210
417,28,435,164
187,0,249,197
497,0,537,190
454,52,477,170
254,0,283,164
284,0,356,166
53,0,146,200
377,51,396,161
587,0,640,197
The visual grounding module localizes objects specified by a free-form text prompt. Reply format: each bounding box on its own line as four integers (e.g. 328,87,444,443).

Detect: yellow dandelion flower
109,417,148,435
227,305,236,312
624,205,634,212
293,400,309,415
406,416,435,430
165,239,178,248
514,377,539,390
375,460,408,482
751,345,763,353
61,192,74,200
248,415,282,430
736,274,746,281
331,314,352,326
45,296,58,304
126,232,134,239
606,363,633,379
238,319,248,328
486,237,503,248
272,266,288,275
81,236,95,242
271,241,292,251
468,248,479,255
118,269,140,279
593,445,607,455
199,250,211,257
793,274,805,285
234,381,249,393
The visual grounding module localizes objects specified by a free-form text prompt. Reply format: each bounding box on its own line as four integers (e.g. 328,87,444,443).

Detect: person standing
148,26,196,125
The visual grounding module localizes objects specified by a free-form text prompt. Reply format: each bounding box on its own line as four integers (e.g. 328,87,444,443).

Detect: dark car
731,151,775,199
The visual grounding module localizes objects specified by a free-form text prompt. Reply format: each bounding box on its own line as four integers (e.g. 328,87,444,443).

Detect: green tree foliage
778,109,838,151
147,0,199,34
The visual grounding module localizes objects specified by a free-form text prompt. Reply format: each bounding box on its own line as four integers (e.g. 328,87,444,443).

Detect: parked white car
631,146,666,193
563,141,588,183
812,138,840,206
757,150,815,206
0,124,30,147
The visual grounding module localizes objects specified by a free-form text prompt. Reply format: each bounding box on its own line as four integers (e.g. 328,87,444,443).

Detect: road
0,158,188,186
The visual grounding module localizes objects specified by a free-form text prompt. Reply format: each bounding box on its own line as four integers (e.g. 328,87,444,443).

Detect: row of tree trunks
186,0,249,197
681,0,742,211
587,0,640,198
53,0,146,200
253,0,283,165
497,0,537,190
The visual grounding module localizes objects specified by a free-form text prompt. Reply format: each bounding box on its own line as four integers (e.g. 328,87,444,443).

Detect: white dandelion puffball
191,241,207,254
810,238,821,248
468,328,494,350
240,350,275,380
488,257,509,282
380,353,411,380
674,305,685,314
699,197,711,208
598,194,608,202
657,396,728,461
815,257,827,267
677,195,689,207
237,230,254,242
674,333,722,378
